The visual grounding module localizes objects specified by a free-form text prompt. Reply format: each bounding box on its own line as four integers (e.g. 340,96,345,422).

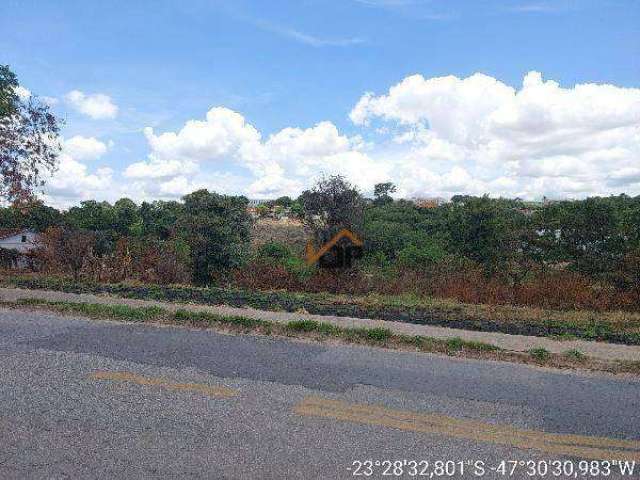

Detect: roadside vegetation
5,297,640,375
2,177,640,314
3,275,640,346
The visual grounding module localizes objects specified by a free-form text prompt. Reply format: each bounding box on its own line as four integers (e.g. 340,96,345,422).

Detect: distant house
411,197,446,209
247,199,272,218
0,229,39,268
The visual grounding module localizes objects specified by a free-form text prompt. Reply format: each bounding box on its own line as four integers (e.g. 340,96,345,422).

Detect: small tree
373,182,396,206
300,175,365,243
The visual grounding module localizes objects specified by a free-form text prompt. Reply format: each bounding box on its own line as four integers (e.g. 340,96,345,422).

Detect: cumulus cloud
124,107,260,180
45,71,640,206
43,136,117,208
350,71,640,198
124,107,390,198
63,136,108,161
65,90,118,119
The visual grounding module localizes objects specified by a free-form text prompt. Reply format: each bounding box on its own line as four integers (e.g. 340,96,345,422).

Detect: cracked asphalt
1,307,639,479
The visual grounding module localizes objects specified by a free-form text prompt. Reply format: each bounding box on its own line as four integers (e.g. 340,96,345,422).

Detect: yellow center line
89,370,237,398
294,397,640,461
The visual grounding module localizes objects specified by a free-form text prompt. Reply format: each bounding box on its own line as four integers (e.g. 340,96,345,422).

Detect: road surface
1,307,639,479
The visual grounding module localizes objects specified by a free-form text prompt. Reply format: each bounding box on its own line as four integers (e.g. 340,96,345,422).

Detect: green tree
445,196,523,275
177,189,252,284
272,196,293,208
552,197,629,277
113,198,141,236
138,200,183,239
65,200,115,231
373,182,396,206
363,199,451,263
0,200,62,231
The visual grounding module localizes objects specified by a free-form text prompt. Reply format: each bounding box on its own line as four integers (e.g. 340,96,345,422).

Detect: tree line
2,177,640,292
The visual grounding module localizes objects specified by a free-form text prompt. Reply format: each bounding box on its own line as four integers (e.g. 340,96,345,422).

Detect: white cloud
509,3,567,13
43,71,640,206
65,90,118,119
43,136,117,208
44,155,115,208
63,136,108,161
124,107,260,180
123,107,390,199
349,71,640,198
41,96,59,106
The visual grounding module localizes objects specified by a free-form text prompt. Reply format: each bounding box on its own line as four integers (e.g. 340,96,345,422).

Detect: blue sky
2,0,640,206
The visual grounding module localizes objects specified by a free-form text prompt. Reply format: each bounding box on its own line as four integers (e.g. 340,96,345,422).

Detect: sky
2,0,640,207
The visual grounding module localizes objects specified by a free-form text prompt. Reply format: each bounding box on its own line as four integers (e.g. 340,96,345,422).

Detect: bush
397,241,446,269
529,347,551,361
257,241,292,261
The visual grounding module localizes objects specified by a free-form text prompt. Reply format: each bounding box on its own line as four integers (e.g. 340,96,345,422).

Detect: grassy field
4,297,640,375
2,274,640,345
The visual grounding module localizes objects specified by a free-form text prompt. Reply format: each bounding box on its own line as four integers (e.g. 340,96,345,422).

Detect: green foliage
255,240,315,280
366,327,392,342
0,65,19,117
373,182,397,206
445,337,465,351
113,198,142,236
138,200,183,239
529,347,551,361
445,196,524,275
255,204,269,218
257,241,292,261
287,319,321,332
0,200,62,231
541,196,636,279
397,240,447,269
178,189,252,285
564,349,585,361
363,199,442,262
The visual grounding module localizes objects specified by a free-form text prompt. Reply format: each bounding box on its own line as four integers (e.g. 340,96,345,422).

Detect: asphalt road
1,307,639,479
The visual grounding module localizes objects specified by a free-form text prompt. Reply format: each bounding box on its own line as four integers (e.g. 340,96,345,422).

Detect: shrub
34,227,95,281
446,337,465,351
287,319,320,332
257,241,292,261
564,349,585,361
366,327,392,342
397,241,446,269
529,347,551,361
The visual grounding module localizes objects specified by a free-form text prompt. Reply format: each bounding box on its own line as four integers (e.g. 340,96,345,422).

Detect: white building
0,229,39,268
